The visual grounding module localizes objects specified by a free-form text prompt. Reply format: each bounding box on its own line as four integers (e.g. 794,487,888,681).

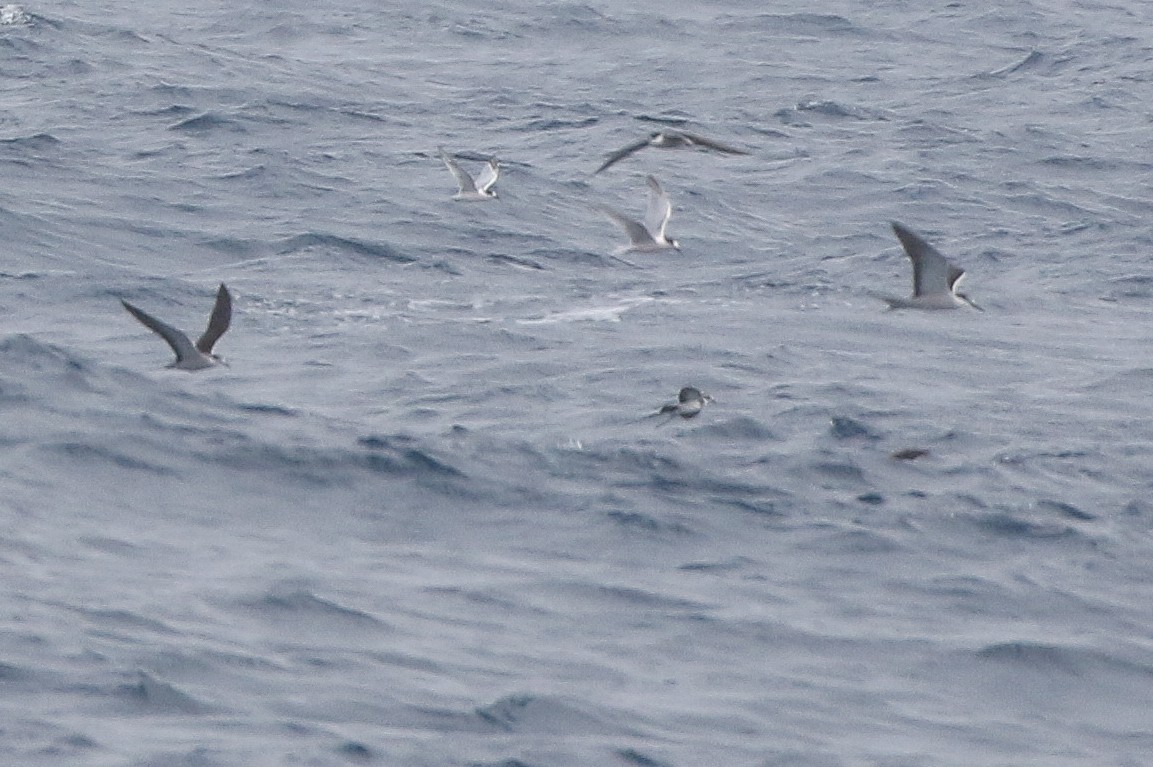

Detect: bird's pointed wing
890,221,953,296
594,136,652,174
122,300,198,364
475,158,500,193
438,147,477,193
678,130,750,155
643,176,673,240
598,205,656,247
196,283,232,354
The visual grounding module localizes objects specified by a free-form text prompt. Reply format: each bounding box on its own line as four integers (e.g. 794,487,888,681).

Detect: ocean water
2,1,1153,765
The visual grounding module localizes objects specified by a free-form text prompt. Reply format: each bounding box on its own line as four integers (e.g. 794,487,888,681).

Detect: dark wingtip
215,283,233,317
889,221,929,254
197,282,233,354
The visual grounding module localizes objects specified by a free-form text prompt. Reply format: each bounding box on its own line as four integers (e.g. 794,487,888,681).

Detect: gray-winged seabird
595,129,749,174
438,147,499,200
599,175,680,253
121,283,232,370
879,222,981,310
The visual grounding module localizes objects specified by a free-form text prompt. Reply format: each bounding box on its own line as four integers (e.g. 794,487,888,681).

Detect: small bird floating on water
650,386,713,424
121,283,232,371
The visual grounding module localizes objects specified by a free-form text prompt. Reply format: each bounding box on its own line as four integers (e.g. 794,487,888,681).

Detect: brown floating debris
890,448,930,461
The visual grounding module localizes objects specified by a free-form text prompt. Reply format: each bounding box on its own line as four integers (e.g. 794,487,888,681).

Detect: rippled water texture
2,1,1152,765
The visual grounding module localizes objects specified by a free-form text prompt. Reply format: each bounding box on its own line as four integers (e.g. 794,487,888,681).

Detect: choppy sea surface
3,1,1153,765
